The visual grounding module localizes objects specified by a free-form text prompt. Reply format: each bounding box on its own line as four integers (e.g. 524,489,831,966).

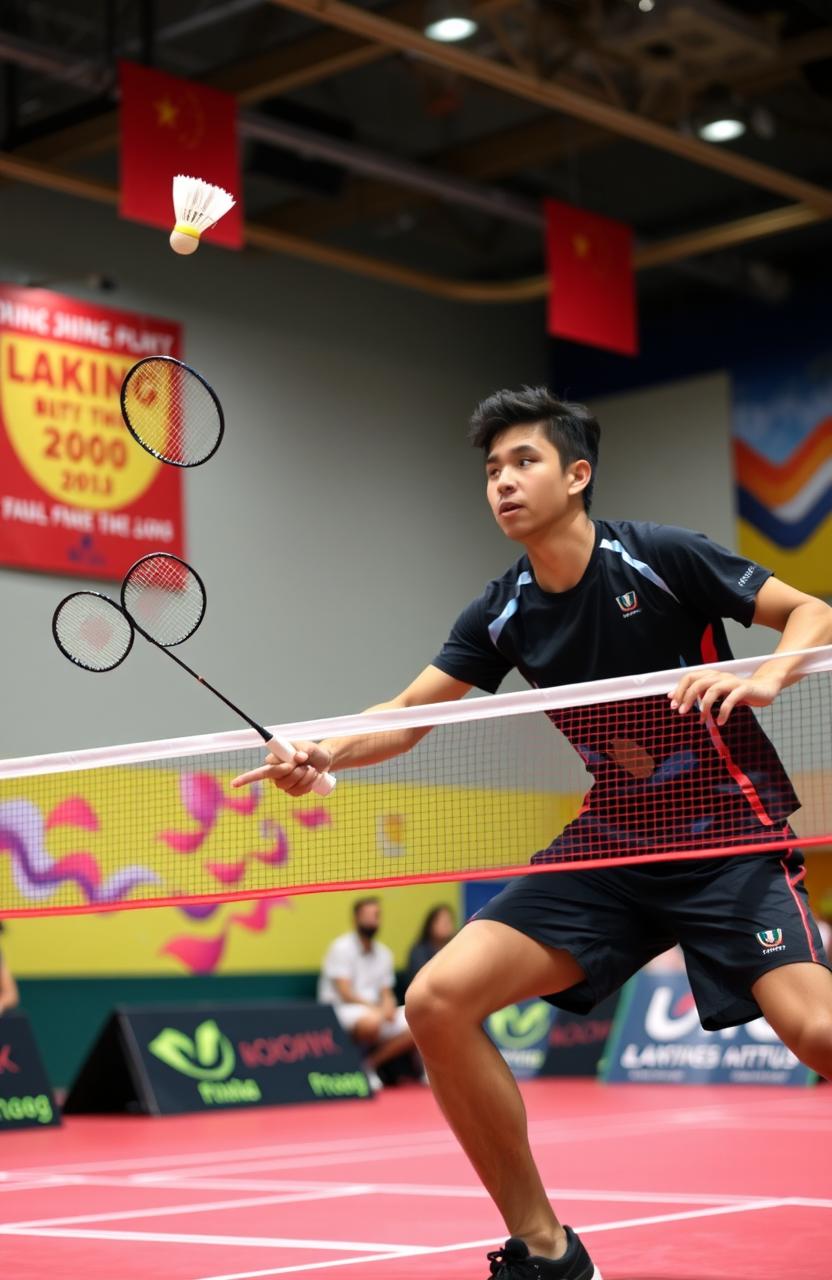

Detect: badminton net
2,646,832,917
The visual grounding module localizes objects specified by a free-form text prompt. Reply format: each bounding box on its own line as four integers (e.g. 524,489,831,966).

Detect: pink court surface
0,1078,829,1279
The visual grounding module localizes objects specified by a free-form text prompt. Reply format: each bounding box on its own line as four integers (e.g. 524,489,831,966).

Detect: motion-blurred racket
52,553,336,796
120,356,224,467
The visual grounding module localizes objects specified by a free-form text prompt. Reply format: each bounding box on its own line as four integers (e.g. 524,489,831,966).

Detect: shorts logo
616,592,638,613
756,928,784,950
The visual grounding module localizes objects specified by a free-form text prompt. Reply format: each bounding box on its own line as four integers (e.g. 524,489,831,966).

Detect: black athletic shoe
485,1227,601,1279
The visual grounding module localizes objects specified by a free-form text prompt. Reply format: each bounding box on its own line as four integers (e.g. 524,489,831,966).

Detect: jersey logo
756,928,785,951
616,591,639,613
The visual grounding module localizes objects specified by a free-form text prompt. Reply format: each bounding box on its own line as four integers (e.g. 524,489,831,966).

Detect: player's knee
405,970,464,1048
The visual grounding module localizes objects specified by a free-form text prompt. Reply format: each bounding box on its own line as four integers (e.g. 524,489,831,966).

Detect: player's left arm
671,578,832,724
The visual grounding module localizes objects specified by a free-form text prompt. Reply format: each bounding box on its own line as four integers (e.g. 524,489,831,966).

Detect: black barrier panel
542,993,620,1077
486,992,619,1081
64,1002,372,1115
0,1011,61,1130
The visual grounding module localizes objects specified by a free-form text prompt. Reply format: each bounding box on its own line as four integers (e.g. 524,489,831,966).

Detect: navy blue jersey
433,520,797,848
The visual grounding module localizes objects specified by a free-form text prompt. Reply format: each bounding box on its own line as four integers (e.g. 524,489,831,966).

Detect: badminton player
235,387,832,1280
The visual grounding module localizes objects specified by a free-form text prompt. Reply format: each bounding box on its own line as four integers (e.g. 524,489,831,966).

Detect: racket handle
264,737,337,797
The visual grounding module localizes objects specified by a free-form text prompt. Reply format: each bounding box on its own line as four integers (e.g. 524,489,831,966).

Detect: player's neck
524,511,595,593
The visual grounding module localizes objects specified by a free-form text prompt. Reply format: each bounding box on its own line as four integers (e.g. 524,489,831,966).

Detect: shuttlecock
170,175,236,255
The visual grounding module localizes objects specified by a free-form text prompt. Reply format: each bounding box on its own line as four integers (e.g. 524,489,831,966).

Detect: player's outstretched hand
669,669,782,725
231,741,333,795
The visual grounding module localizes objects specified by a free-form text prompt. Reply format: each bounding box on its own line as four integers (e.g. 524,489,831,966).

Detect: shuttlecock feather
170,175,236,255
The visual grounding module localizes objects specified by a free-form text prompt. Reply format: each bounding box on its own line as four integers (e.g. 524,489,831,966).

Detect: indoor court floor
0,1078,828,1279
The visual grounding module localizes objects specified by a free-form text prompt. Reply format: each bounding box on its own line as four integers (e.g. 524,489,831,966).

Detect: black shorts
474,847,830,1031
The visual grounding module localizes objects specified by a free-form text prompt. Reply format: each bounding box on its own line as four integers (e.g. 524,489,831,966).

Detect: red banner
0,285,184,580
119,61,242,249
545,198,637,356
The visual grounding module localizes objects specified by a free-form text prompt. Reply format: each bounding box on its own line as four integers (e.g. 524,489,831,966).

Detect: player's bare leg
752,962,832,1079
406,919,586,1260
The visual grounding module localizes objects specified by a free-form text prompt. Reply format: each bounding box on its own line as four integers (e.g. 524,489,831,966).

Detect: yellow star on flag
154,97,179,128
572,232,591,259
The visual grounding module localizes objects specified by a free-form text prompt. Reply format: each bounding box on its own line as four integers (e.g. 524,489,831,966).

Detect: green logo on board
148,1019,236,1081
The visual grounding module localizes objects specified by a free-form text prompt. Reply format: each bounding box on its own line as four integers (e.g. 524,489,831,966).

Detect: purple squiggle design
0,799,161,904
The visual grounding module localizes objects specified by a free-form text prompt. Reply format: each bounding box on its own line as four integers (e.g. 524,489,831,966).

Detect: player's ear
567,459,592,496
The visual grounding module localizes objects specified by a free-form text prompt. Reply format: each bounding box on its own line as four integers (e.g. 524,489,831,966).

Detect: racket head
121,552,206,647
120,355,224,467
52,592,135,672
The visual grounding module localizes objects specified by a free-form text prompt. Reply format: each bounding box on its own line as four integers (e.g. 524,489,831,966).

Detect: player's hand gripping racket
120,356,224,467
52,553,336,797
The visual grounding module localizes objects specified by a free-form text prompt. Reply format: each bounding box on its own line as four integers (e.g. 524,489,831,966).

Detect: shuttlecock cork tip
170,228,201,255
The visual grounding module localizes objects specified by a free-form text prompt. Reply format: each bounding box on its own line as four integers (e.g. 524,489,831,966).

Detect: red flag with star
119,61,243,249
544,198,637,355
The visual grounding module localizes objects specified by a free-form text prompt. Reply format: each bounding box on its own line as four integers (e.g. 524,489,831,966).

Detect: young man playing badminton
235,387,832,1280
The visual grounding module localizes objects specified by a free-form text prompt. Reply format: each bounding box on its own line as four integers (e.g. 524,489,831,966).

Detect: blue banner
602,971,814,1086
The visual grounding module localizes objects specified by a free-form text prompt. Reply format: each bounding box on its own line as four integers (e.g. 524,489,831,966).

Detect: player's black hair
352,896,380,918
417,904,455,945
469,386,600,512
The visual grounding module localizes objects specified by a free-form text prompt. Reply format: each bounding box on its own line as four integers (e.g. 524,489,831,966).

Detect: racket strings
53,594,133,672
121,554,205,647
121,358,223,467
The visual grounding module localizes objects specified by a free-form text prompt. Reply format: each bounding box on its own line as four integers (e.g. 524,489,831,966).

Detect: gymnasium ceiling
1,0,832,308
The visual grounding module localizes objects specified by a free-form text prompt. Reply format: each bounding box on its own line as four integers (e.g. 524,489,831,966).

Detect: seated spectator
318,897,416,1091
0,923,19,1017
405,903,456,990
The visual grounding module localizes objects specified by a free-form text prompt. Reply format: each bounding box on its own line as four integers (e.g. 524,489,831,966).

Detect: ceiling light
697,117,746,143
424,14,478,41
423,0,478,42
638,0,655,11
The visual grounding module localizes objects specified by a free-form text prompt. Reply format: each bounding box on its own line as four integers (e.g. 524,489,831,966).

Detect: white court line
0,1184,372,1230
0,1174,772,1210
195,1198,792,1280
0,1105,716,1182
72,1175,773,1208
0,1225,429,1253
1,1091,821,1183
0,1128,457,1180
130,1117,702,1183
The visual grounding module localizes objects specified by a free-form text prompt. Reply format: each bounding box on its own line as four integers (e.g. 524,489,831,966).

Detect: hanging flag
544,198,637,356
119,61,243,250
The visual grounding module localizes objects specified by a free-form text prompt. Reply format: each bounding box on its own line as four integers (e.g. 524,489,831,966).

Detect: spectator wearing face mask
317,897,416,1092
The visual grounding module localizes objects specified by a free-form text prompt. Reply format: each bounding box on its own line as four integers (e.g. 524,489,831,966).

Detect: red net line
2,649,831,917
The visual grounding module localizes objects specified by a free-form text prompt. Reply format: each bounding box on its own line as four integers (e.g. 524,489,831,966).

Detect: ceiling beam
266,0,832,216
258,113,595,238
8,0,520,164
0,148,825,305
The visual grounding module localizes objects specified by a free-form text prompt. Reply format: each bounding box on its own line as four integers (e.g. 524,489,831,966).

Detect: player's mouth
498,501,524,516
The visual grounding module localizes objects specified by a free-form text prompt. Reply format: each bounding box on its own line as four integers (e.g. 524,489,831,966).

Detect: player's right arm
231,664,471,794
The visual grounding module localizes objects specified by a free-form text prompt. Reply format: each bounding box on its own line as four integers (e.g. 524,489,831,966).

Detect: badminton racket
52,553,336,796
120,356,224,467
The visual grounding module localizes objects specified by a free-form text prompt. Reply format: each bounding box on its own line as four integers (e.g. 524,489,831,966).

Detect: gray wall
1,185,545,757
591,371,775,658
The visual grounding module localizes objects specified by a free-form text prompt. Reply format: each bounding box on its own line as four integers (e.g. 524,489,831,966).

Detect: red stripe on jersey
699,622,774,827
780,851,819,962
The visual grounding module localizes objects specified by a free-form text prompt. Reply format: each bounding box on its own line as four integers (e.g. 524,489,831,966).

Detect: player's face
485,424,578,540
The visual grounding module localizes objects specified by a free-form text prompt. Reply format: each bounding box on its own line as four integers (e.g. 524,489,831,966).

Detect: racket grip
265,737,337,797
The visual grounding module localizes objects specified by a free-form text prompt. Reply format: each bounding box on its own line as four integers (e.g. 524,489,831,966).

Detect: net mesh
122,555,205,646
53,594,133,672
4,649,832,917
121,358,221,466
